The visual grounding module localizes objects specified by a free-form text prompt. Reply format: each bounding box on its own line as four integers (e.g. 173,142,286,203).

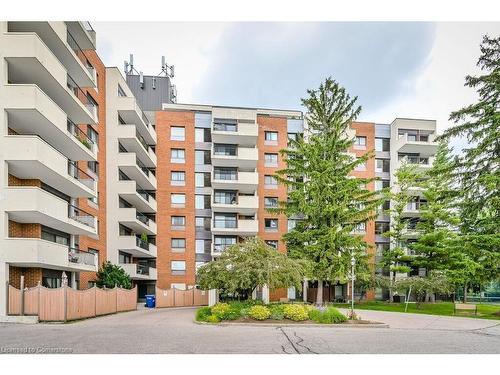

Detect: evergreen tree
274,77,383,304
381,160,420,302
439,35,500,300
95,261,132,289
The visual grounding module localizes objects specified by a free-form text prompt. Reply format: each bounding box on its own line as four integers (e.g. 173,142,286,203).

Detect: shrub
269,304,285,320
211,303,230,319
206,315,220,323
283,304,309,321
223,308,240,321
308,307,347,324
196,306,212,322
248,305,271,320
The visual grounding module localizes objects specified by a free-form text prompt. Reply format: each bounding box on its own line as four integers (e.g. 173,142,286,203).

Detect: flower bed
195,301,348,324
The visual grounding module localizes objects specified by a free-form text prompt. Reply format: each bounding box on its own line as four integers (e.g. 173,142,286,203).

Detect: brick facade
9,266,43,288
8,221,42,239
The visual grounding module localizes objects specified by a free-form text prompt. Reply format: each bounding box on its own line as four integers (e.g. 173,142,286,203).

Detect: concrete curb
0,315,39,324
193,320,389,328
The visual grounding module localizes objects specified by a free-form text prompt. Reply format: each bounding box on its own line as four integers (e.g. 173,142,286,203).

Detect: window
171,216,185,227
171,193,185,207
264,175,278,188
195,172,211,187
117,84,127,97
265,131,278,143
119,251,131,264
195,194,211,209
170,127,185,141
214,144,237,156
214,167,237,181
171,261,186,275
375,222,390,235
196,217,211,230
375,138,390,152
264,153,278,167
354,222,366,233
214,190,237,204
196,239,211,254
264,197,278,208
88,248,99,264
265,240,278,249
375,179,390,191
171,238,186,252
195,128,211,143
41,226,69,246
171,171,185,186
288,219,297,232
214,213,237,228
171,149,185,163
87,126,98,144
355,136,367,148
213,236,237,252
375,159,390,173
88,161,98,175
195,150,211,165
354,159,367,171
265,218,278,231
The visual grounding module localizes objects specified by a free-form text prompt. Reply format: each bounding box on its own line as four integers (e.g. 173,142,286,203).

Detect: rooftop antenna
124,54,140,75
158,55,175,78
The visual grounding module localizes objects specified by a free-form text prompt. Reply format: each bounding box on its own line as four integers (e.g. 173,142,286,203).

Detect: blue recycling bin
145,294,156,308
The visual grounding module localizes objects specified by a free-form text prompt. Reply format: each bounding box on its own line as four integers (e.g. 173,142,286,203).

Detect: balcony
212,121,258,146
3,187,97,238
118,124,157,167
211,218,259,236
117,180,157,213
117,153,157,190
120,263,157,280
2,85,97,161
212,171,258,193
117,208,157,235
116,236,157,259
4,32,97,124
402,202,426,218
211,146,258,169
66,21,96,50
7,22,96,88
117,96,156,145
396,133,438,155
398,155,434,170
3,135,96,198
1,238,97,273
212,195,259,215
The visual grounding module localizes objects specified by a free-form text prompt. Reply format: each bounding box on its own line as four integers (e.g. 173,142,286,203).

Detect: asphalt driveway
1,307,499,354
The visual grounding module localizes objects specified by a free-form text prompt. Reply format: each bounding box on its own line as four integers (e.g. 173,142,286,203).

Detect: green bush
223,308,240,321
308,307,347,324
283,304,309,321
196,306,212,322
269,304,285,320
248,305,271,320
211,303,230,319
206,314,220,323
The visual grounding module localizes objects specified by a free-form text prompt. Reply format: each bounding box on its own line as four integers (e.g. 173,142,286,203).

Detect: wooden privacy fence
155,287,208,308
7,284,137,322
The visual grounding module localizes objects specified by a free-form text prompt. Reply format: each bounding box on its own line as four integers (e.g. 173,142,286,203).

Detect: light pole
350,256,356,319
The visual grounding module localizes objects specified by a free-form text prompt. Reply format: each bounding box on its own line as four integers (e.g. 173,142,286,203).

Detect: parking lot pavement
1,307,499,354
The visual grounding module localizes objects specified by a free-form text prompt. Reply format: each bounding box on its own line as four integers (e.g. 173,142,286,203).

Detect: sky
94,22,500,150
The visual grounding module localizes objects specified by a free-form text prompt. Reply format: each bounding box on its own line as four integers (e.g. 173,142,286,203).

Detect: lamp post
350,256,356,319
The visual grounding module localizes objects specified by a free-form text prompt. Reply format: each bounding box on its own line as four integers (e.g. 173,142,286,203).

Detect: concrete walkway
1,307,499,354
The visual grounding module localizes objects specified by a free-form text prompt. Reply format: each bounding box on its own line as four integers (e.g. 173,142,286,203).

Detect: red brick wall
8,221,42,238
8,174,42,187
155,110,196,289
9,266,43,288
350,121,376,300
77,50,108,289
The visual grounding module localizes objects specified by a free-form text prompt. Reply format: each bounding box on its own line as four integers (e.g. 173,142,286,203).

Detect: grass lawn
330,301,500,320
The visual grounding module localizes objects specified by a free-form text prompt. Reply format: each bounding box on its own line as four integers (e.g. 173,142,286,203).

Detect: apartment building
0,21,104,315
105,67,158,300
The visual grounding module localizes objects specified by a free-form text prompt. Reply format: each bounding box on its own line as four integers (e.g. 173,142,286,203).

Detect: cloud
193,22,436,112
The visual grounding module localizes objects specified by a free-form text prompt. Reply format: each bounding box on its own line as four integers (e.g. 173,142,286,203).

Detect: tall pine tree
439,35,500,300
274,78,383,304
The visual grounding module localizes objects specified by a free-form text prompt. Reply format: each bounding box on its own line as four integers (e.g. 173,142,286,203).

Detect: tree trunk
316,280,324,305
463,283,468,303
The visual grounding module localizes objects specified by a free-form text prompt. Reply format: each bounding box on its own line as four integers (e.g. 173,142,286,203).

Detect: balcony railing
66,30,96,79
136,211,152,226
213,171,238,180
406,202,427,211
213,219,238,229
137,264,150,275
67,119,96,153
136,236,150,251
136,159,150,177
67,75,97,117
213,121,237,132
403,156,430,165
136,187,151,202
68,160,95,190
68,247,96,266
68,204,95,228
